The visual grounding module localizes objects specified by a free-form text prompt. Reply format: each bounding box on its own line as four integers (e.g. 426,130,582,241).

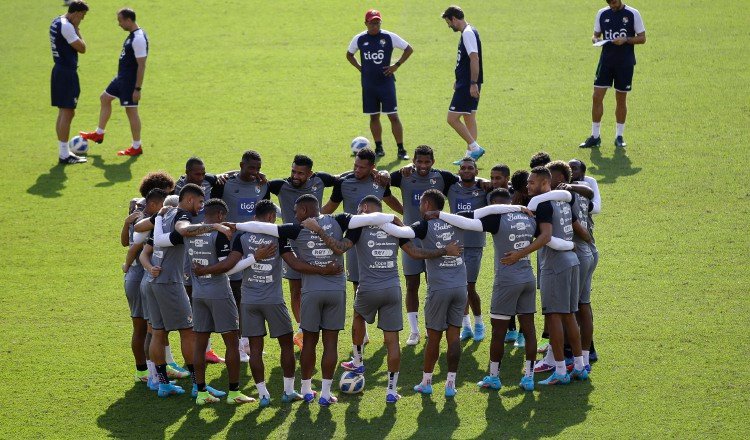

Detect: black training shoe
614,136,627,148
59,154,87,164
579,136,601,149
375,145,385,157
397,148,409,160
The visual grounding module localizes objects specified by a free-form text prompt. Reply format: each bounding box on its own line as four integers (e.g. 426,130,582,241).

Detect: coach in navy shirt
580,1,646,149
347,9,413,160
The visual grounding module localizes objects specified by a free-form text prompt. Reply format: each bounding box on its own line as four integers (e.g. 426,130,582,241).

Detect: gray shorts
424,286,467,331
241,303,294,338
577,254,596,305
540,265,580,315
140,276,152,322
147,282,194,331
282,260,301,280
301,290,346,332
401,238,426,276
463,247,483,283
491,280,536,317
193,297,239,334
355,286,403,332
125,279,144,319
346,250,359,283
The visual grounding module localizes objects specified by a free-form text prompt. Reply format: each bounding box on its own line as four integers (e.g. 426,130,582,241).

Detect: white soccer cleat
406,332,421,346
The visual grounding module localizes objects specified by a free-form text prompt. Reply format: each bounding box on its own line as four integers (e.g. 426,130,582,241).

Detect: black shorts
105,75,138,106
51,66,80,109
594,60,634,93
449,84,480,114
362,81,398,114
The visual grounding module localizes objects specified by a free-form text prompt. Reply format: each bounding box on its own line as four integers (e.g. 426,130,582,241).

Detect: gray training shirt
345,226,409,290
185,231,232,299
535,200,579,273
391,169,458,224
150,208,192,284
233,231,285,304
478,212,537,286
447,181,487,248
411,218,466,290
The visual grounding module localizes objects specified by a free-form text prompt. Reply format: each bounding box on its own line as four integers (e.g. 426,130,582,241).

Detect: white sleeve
61,20,80,44
226,255,256,276
236,221,279,237
132,231,149,244
347,35,360,54
380,222,416,239
631,8,646,33
387,32,409,50
547,237,574,251
583,176,602,214
473,204,521,219
528,190,572,211
593,8,604,33
462,27,478,54
438,212,484,232
153,216,175,248
348,213,394,229
132,32,148,58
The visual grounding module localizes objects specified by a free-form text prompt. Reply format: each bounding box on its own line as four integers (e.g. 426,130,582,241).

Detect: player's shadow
410,397,460,439
288,399,337,439
343,392,397,439
586,147,641,185
88,154,139,188
27,164,66,198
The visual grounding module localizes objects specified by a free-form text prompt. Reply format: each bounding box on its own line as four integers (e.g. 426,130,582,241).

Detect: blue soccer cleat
259,396,271,408
340,360,366,374
473,322,486,342
514,333,525,348
413,383,433,395
318,395,338,407
303,391,318,403
504,330,518,343
445,386,457,398
477,375,501,390
386,393,402,404
519,376,535,391
281,391,304,403
571,368,589,381
468,147,485,161
191,384,226,398
538,372,571,386
460,326,474,341
157,383,185,398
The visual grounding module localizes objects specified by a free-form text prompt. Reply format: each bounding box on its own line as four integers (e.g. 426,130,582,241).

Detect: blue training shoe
413,383,433,395
445,386,457,398
460,326,474,341
191,383,226,398
259,396,271,408
468,146,485,161
318,395,338,407
477,375,501,390
340,360,366,375
303,391,318,403
386,393,402,404
504,330,518,343
514,333,525,348
538,372,571,386
519,376,535,391
157,383,185,398
281,391,304,403
571,367,590,381
473,322,486,342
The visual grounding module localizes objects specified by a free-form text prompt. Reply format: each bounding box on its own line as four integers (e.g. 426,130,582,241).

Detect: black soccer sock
590,340,596,353
229,382,240,391
136,363,148,372
187,364,195,385
156,364,169,384
397,143,404,150
375,141,383,149
541,331,549,339
197,382,207,392
507,316,517,331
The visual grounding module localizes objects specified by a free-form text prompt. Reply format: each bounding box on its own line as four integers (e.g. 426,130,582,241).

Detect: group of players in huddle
121,145,601,406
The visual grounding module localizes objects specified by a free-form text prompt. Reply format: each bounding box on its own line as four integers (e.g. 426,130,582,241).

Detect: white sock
462,314,471,328
321,379,332,399
474,315,483,326
205,338,212,353
543,346,555,364
95,127,105,134
387,371,399,396
592,122,601,138
446,372,457,389
555,361,566,376
574,356,585,371
616,123,625,137
407,312,419,334
165,345,175,364
283,377,295,394
147,360,157,380
421,372,433,386
301,379,312,395
256,381,269,399
583,350,590,366
59,141,70,158
468,141,481,151
489,361,499,377
352,345,363,366
525,361,534,378
132,139,142,149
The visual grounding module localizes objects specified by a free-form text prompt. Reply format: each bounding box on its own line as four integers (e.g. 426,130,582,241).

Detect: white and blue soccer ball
350,136,370,155
69,135,89,155
339,371,365,394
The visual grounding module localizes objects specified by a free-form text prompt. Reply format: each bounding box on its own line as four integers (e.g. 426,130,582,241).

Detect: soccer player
347,9,413,159
267,155,337,349
579,0,646,149
442,5,485,164
50,0,88,164
80,8,148,156
447,158,487,342
490,164,512,194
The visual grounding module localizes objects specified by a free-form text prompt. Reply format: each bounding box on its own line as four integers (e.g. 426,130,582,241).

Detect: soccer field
1,0,748,438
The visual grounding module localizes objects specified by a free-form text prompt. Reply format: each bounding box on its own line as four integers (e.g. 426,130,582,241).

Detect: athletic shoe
318,395,338,407
340,360,366,374
226,391,255,404
196,391,220,405
571,368,589,381
519,376,535,391
406,332,421,346
59,154,86,164
413,383,433,395
468,147,486,161
537,339,550,353
157,383,185,398
191,384,227,398
473,322,486,342
533,360,555,373
585,364,592,373
460,326,474,341
397,147,409,160
135,370,149,383
538,372,570,385
117,146,143,156
514,333,526,348
386,393,402,403
239,349,250,363
579,136,601,148
375,145,385,157
79,131,104,143
148,377,176,390
615,136,627,148
590,348,599,363
205,349,224,364
293,331,304,349
303,391,318,403
504,330,518,343
259,396,271,408
281,391,304,403
166,363,189,379
445,386,457,398
477,375,501,390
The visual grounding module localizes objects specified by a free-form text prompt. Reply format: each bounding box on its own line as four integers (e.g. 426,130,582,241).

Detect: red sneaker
117,146,143,156
79,131,104,144
205,349,225,364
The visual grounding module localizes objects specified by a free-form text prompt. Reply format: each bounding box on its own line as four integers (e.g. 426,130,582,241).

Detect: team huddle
121,144,602,406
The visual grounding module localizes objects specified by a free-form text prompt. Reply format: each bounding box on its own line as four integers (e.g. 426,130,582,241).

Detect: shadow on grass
27,164,66,198
88,154,139,188
586,147,641,185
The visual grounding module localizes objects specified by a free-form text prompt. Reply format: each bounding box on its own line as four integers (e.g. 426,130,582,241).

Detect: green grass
1,0,749,438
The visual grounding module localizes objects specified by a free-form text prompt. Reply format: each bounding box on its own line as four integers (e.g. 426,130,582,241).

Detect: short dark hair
529,151,551,168
203,198,228,216
511,170,530,193
242,150,262,163
459,157,477,168
117,7,136,21
185,156,204,172
530,166,552,181
295,194,319,206
179,183,204,201
254,199,278,218
414,145,434,160
546,160,572,183
421,189,445,210
358,195,382,210
356,147,376,165
488,188,511,204
139,171,174,197
441,5,464,20
293,154,313,169
68,1,89,13
569,158,587,175
145,188,168,203
491,163,510,178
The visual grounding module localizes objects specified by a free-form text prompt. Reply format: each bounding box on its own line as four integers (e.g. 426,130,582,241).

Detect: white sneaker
406,332,421,346
239,348,250,363
240,337,250,355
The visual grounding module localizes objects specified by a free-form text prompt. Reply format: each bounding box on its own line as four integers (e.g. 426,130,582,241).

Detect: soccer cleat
303,391,318,403
468,146,486,161
615,136,627,148
239,349,250,363
473,322,486,342
147,377,159,391
340,360,366,374
135,370,149,383
538,372,571,385
79,130,104,144
590,350,598,364
318,395,338,407
166,363,189,379
445,386,457,398
196,391,220,405
259,396,271,408
533,360,555,373
406,332,421,346
537,339,549,353
571,368,590,381
281,391,304,403
519,376,535,391
205,349,224,364
477,375,501,390
375,145,385,157
117,146,143,156
226,391,255,404
413,383,433,395
386,393,402,403
460,326,474,341
397,147,409,160
514,333,526,348
504,330,518,343
293,331,304,349
157,383,185,397
59,154,87,164
191,384,227,398
579,136,601,149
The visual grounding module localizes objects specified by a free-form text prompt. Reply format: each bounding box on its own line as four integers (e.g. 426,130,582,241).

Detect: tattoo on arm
317,229,353,255
403,242,445,260
182,224,216,235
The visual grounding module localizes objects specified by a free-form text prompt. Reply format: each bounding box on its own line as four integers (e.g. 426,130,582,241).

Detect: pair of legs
193,330,240,388
369,113,403,146
447,111,478,146
489,314,536,367
131,317,148,367
576,303,594,355
56,108,75,146
351,312,400,373
150,327,195,372
96,92,141,141
463,282,481,320
301,329,339,383
545,313,582,362
248,332,296,388
592,87,628,127
423,326,461,377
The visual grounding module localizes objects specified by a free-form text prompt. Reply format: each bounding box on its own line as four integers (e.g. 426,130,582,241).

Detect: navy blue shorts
362,81,397,114
105,76,139,107
594,60,634,92
50,66,80,109
449,84,480,114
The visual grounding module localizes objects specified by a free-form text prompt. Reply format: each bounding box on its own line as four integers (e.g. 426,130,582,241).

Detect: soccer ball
350,136,370,155
339,371,365,394
69,136,89,155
